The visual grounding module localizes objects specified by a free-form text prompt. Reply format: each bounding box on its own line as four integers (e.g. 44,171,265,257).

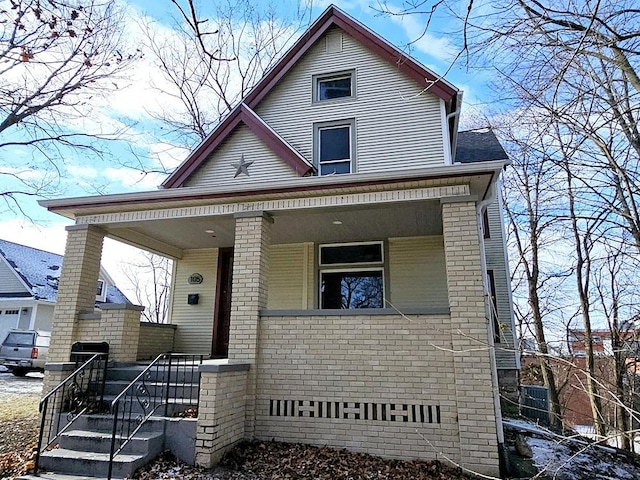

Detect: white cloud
386,11,458,63
103,166,166,190
0,166,51,182
147,141,190,171
66,165,99,179
0,219,70,255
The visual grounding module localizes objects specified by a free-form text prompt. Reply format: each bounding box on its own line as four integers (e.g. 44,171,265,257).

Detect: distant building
0,238,130,342
568,329,640,357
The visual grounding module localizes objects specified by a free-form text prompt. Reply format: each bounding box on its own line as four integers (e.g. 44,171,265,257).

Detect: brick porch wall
48,225,105,363
255,313,459,462
227,212,272,437
442,199,500,476
196,362,250,467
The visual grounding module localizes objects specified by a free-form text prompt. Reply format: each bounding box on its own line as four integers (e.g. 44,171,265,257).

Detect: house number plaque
188,273,203,285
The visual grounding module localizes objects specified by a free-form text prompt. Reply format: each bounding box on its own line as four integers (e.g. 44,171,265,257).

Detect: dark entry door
212,248,233,358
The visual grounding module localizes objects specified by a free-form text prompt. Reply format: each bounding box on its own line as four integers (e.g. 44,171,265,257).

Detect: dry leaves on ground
132,441,473,480
221,442,471,480
0,393,39,478
0,442,37,478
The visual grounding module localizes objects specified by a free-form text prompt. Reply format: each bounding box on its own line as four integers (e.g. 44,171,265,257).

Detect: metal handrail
34,352,109,475
107,353,203,479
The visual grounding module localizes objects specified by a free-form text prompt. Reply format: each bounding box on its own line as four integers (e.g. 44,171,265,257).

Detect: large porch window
319,242,384,309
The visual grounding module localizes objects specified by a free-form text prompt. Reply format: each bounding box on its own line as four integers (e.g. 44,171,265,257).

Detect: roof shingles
0,239,130,305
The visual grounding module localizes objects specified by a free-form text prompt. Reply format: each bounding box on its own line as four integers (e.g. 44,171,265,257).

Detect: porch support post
228,211,272,437
48,224,105,364
441,199,500,477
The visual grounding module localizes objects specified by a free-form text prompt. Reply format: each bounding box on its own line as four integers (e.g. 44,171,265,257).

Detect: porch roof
40,160,506,217
39,161,507,258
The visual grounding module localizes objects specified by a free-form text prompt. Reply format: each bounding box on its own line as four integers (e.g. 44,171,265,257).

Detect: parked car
0,329,50,376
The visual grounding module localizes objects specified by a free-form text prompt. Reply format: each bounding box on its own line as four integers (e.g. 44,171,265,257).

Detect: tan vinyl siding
484,197,518,370
267,244,305,309
0,259,29,295
184,124,300,189
169,249,218,354
267,243,314,309
388,236,449,310
256,26,446,173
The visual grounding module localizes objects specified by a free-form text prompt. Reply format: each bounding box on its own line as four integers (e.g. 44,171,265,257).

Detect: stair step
19,474,109,480
60,429,164,455
105,396,197,417
38,448,148,478
72,414,165,434
106,366,201,384
102,379,199,397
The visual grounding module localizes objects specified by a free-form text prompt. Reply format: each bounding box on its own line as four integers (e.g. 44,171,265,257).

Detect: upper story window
319,242,384,309
313,70,354,102
315,119,355,175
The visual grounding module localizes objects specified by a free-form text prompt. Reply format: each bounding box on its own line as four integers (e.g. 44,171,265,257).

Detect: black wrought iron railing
108,353,203,479
35,352,109,475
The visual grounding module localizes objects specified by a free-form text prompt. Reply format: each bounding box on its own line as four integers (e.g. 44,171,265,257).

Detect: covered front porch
40,165,504,477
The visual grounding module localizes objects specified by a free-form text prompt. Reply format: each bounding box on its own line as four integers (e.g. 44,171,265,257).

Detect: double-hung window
316,120,354,175
314,70,354,102
319,242,384,309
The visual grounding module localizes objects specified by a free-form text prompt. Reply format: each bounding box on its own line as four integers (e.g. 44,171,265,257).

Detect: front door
212,248,233,358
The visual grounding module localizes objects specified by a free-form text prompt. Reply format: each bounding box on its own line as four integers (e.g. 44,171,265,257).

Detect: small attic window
314,70,354,102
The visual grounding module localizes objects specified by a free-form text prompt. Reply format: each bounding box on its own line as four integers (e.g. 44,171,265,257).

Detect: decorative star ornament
231,154,254,178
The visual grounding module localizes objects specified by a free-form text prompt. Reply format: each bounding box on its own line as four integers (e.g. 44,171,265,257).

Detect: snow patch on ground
505,418,640,480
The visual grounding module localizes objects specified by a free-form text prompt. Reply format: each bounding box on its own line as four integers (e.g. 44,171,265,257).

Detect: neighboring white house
0,238,130,343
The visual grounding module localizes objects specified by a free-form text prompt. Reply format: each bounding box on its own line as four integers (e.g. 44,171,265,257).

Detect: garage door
0,309,20,343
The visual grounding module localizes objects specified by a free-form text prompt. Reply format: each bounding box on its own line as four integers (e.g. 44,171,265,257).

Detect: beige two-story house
40,6,518,477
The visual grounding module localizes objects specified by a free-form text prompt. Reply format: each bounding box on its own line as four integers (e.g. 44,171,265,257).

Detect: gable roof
162,5,459,189
455,129,509,164
0,239,130,304
163,104,314,189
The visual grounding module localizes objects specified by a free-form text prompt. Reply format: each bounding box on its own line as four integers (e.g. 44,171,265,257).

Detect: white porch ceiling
102,200,443,256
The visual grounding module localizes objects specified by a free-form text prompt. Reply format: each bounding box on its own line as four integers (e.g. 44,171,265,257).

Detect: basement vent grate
269,399,440,423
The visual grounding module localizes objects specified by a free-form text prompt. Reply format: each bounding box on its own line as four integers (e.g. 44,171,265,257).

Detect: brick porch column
441,199,500,477
228,211,272,437
48,224,105,363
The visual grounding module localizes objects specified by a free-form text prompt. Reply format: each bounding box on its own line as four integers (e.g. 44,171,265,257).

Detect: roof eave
40,159,508,219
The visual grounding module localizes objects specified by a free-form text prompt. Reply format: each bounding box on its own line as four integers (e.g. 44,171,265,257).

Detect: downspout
476,178,508,474
447,92,463,164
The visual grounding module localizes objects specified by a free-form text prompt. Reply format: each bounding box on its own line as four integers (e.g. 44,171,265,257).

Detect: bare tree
500,118,570,426
0,0,139,210
121,252,172,324
143,0,310,147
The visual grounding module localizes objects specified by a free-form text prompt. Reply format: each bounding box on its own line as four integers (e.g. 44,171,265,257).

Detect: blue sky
0,0,491,294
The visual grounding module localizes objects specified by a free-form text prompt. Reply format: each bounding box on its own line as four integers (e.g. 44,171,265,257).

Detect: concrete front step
103,379,199,397
72,414,165,434
19,474,110,480
105,396,198,417
37,448,149,479
106,365,201,384
59,429,164,455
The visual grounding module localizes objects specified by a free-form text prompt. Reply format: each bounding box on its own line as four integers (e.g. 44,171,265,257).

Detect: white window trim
312,69,356,103
96,279,105,301
319,241,384,266
318,241,385,309
314,119,356,176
